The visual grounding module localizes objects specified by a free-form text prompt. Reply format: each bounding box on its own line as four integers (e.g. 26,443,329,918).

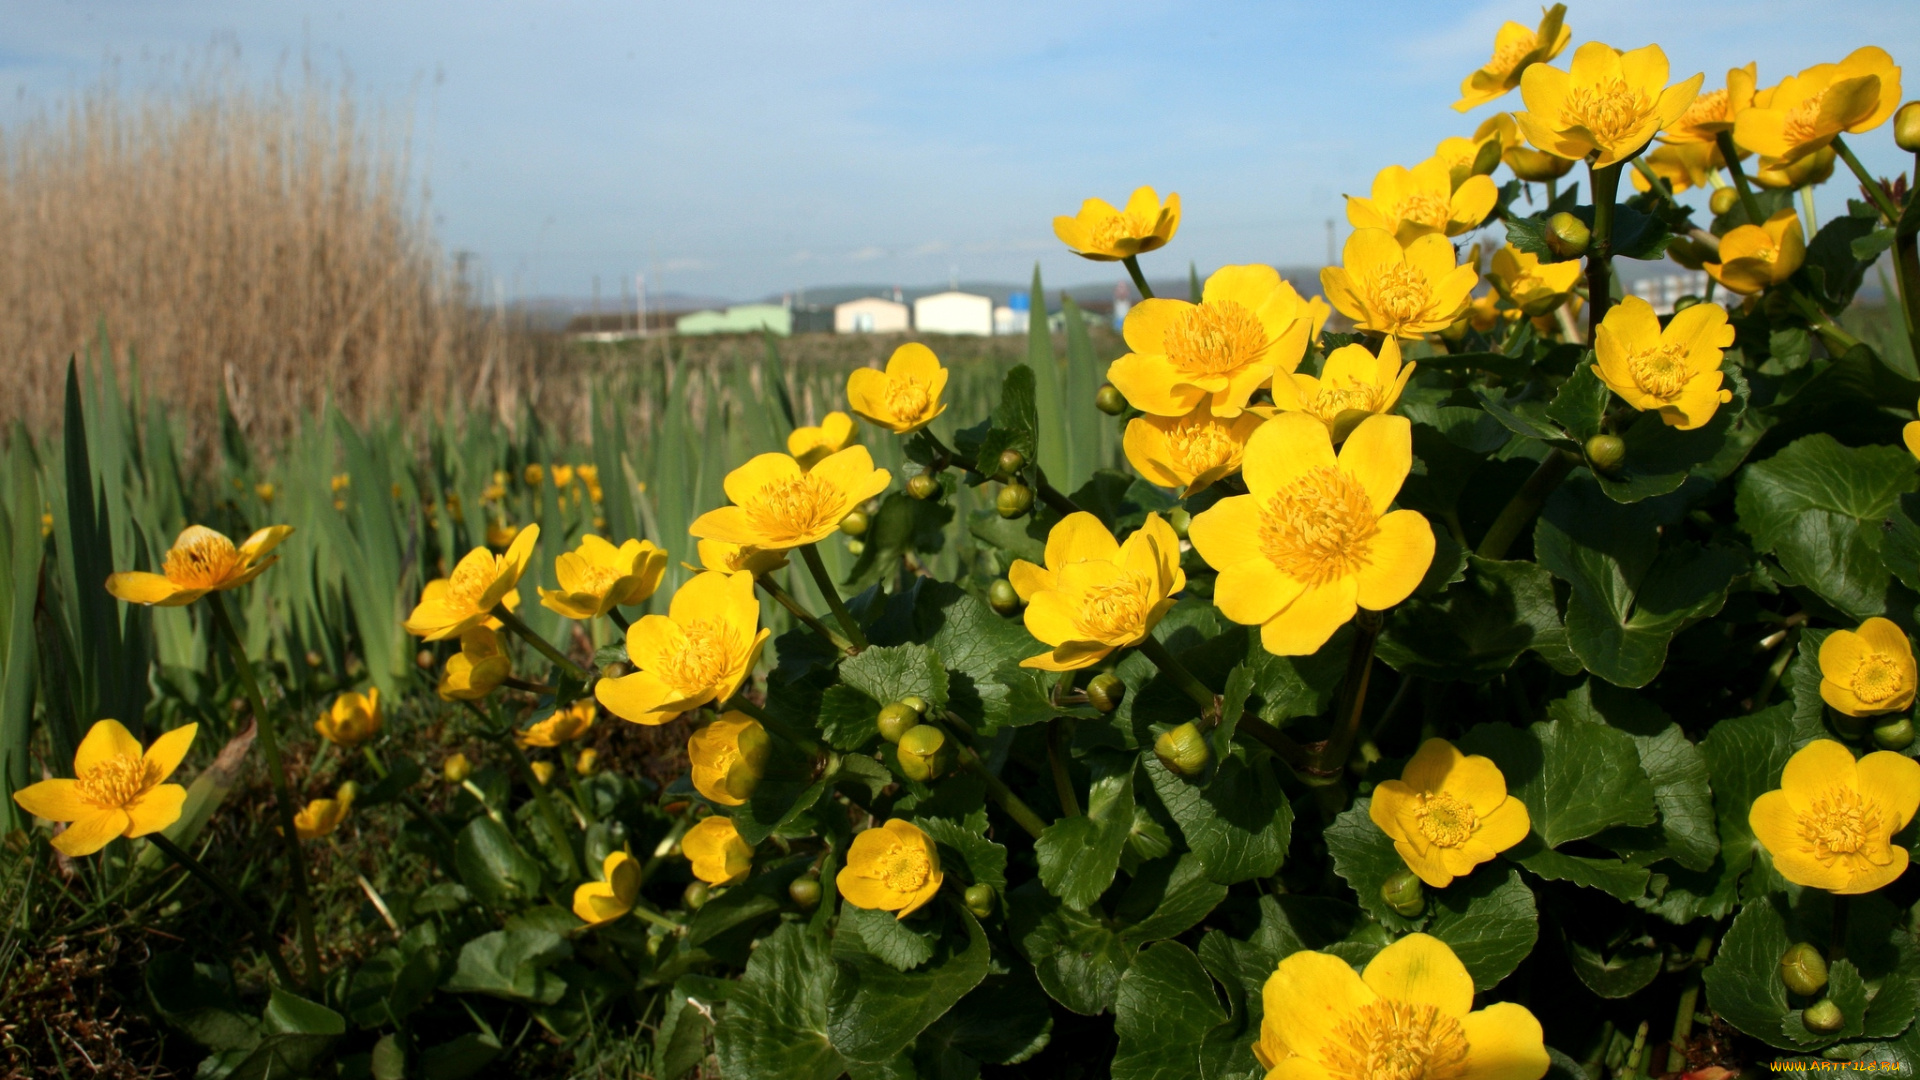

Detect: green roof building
675,303,792,336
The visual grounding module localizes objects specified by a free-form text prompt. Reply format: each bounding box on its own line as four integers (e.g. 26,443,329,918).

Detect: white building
834,296,911,334
1630,272,1710,315
913,291,993,336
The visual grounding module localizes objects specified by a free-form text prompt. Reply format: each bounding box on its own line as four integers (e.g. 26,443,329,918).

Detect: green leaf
1115,853,1231,948
1459,715,1658,847
835,903,937,972
1878,493,1920,596
419,1032,503,1080
1037,753,1137,909
1564,933,1662,999
907,581,1089,732
453,816,545,906
1505,842,1649,900
1737,433,1918,620
1549,681,1719,871
1145,750,1292,885
828,903,991,1063
1592,364,1749,504
1426,867,1539,992
733,733,832,845
1476,388,1574,447
916,808,1009,895
1698,703,1795,887
444,929,571,1005
844,492,954,593
145,953,258,1051
817,685,882,751
1376,556,1569,682
1010,879,1131,1016
220,987,348,1080
1325,800,1425,933
715,923,845,1080
1544,359,1610,440
344,945,441,1028
839,644,950,714
914,964,1056,1071
1112,941,1230,1080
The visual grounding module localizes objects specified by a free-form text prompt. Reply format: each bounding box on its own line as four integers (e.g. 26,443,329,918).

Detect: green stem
1585,161,1623,338
1716,131,1767,227
1629,157,1676,206
953,740,1048,839
756,572,853,655
1786,288,1864,355
206,593,322,994
147,833,298,990
1834,134,1920,365
1234,715,1323,776
1476,450,1577,560
1316,611,1382,775
799,543,867,650
1122,255,1155,301
1046,718,1080,817
1135,635,1218,716
503,676,557,695
1666,933,1716,1074
1033,470,1083,517
503,732,586,882
1832,135,1900,224
727,694,823,755
490,603,587,681
1831,893,1850,964
607,608,630,633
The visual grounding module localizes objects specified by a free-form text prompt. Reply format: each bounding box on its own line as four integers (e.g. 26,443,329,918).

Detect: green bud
1780,942,1830,997
1154,722,1212,777
897,724,951,782
988,578,1021,616
1087,672,1125,714
1898,102,1920,154
789,877,822,909
305,650,325,668
1380,869,1427,918
1094,383,1128,416
840,510,869,536
997,483,1034,519
996,449,1027,478
1709,187,1740,217
908,473,941,500
877,702,921,744
682,881,711,911
1671,294,1703,313
1168,507,1192,540
900,695,929,716
1546,212,1590,257
1584,434,1627,475
443,753,472,784
1834,712,1876,739
846,539,865,556
1876,718,1916,751
1802,998,1844,1034
964,883,995,918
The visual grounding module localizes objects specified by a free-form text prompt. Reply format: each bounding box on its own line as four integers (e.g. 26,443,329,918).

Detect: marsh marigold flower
438,627,511,701
518,700,597,748
787,411,857,470
315,689,382,748
538,535,668,620
837,818,943,919
293,782,356,841
695,538,789,577
1190,413,1434,657
1819,618,1917,718
1434,116,1515,189
685,815,753,886
1347,158,1499,244
1906,401,1920,462
1453,3,1570,112
1734,48,1902,163
1592,297,1735,430
1008,512,1185,671
1107,264,1312,418
12,719,197,857
1053,186,1181,261
689,711,770,807
1489,244,1583,316
1628,143,1724,195
1370,738,1530,888
846,343,949,434
1704,208,1805,296
1662,63,1758,145
1253,933,1549,1080
1268,337,1415,442
1750,739,1920,894
573,851,643,926
1515,43,1703,168
404,526,540,641
691,448,891,551
595,571,769,725
1323,230,1478,341
1753,145,1836,190
106,524,293,607
1123,408,1264,496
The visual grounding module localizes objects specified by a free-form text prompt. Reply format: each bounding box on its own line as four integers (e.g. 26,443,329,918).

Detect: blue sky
4,0,1915,301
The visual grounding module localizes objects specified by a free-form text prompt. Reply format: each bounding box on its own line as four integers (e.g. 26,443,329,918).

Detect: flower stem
756,573,853,655
1831,893,1850,964
952,740,1048,839
206,592,322,994
727,694,822,755
148,832,298,990
1122,255,1155,301
607,608,631,633
1833,135,1900,224
1629,157,1675,205
1315,610,1382,776
503,676,557,695
1715,131,1767,227
799,543,868,650
1665,932,1716,1074
1585,161,1623,338
1135,635,1218,716
479,705,585,882
1833,134,1920,365
1046,717,1080,818
490,603,587,681
1476,449,1577,560
1033,470,1083,517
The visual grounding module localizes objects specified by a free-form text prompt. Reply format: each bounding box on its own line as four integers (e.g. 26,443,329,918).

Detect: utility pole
636,272,647,338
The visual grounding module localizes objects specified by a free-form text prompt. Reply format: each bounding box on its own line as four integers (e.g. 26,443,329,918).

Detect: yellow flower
1453,3,1570,112
1252,933,1549,1080
846,343,949,434
576,748,599,776
1734,48,1902,163
331,472,352,493
688,711,770,807
11,719,197,857
1906,401,1920,462
403,526,540,641
524,463,544,487
254,482,275,504
1267,337,1416,442
1053,186,1181,261
518,700,597,748
1504,143,1576,182
1123,408,1265,495
1321,231,1477,340
1488,244,1584,316
551,464,575,489
1008,513,1185,671
1661,63,1758,144
685,815,753,886
690,448,891,550
1107,265,1313,418
576,464,599,487
1753,145,1836,189
106,524,294,607
1819,618,1917,718
1515,42,1703,168
437,627,512,701
1434,116,1514,190
1628,142,1723,195
1705,208,1805,295
573,851,643,926
442,753,472,783
293,782,356,841
1369,738,1530,888
1751,739,1920,894
315,689,382,748
595,571,769,725
1189,413,1434,657
538,535,668,620
1466,291,1510,333
1347,158,1499,243
836,818,943,919
696,538,789,577
1592,297,1735,430
788,411,857,470
530,761,556,785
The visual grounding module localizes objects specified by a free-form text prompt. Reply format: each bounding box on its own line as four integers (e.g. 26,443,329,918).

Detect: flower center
1415,792,1478,848
885,377,934,421
573,562,626,596
881,844,932,895
1490,32,1536,76
1324,999,1472,1080
1673,87,1729,133
1164,300,1270,377
1310,382,1387,423
1563,77,1655,149
1165,415,1240,477
1391,190,1454,233
744,473,847,544
1074,575,1155,642
1783,90,1829,147
659,618,740,694
1852,655,1906,705
446,553,504,611
78,753,152,810
1368,263,1435,329
1801,786,1882,861
1627,342,1693,399
1090,212,1149,251
164,527,242,588
1257,466,1381,584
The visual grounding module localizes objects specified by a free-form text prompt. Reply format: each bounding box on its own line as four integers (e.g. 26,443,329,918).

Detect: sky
4,0,1916,303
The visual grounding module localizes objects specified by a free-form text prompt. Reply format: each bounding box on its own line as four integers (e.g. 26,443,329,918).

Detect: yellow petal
1044,512,1122,571
596,670,697,725
1243,413,1338,501
238,524,295,563
1361,933,1474,1018
1836,845,1909,895
1262,950,1376,1065
1354,510,1434,611
1007,560,1053,602
52,809,131,856
106,571,187,606
1400,738,1464,794
1459,1003,1551,1080
12,778,91,822
1260,579,1358,657
1857,751,1920,833
1471,797,1532,857
125,784,188,836
1339,415,1413,516
76,719,143,775
1215,560,1305,628
143,723,198,784
1188,495,1267,574
1782,739,1857,813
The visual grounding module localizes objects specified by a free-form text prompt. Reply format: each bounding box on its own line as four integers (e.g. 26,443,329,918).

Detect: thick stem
491,604,587,681
1047,718,1080,818
1833,134,1920,364
1666,933,1716,1074
1716,132,1766,227
1476,450,1577,560
206,593,322,993
1316,611,1382,775
1235,714,1323,776
1585,161,1623,338
756,573,853,655
1786,288,1864,355
1831,893,1850,965
954,741,1048,839
1033,470,1082,517
148,833,298,990
607,608,631,633
727,694,823,755
1833,135,1900,224
799,543,868,650
1122,255,1156,301
503,676,557,695
1629,157,1675,205
1135,636,1218,716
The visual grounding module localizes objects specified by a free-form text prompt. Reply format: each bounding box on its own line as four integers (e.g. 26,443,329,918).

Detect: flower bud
1780,943,1830,997
1898,102,1920,154
1168,508,1192,540
964,883,995,918
996,449,1027,478
443,753,472,784
878,702,921,744
1094,384,1128,416
1802,998,1844,1034
1585,434,1627,475
305,650,325,669
908,474,941,500
989,578,1021,616
1154,722,1212,777
1381,868,1427,918
789,876,822,909
1087,672,1125,713
1505,146,1575,183
840,510,869,537
1834,712,1875,739
846,539,865,556
1545,212,1590,257
897,724,950,782
1709,188,1740,217
1875,718,1916,751
530,761,555,786
576,748,600,776
1671,295,1703,313
682,881,710,911
997,483,1034,519
416,649,435,670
